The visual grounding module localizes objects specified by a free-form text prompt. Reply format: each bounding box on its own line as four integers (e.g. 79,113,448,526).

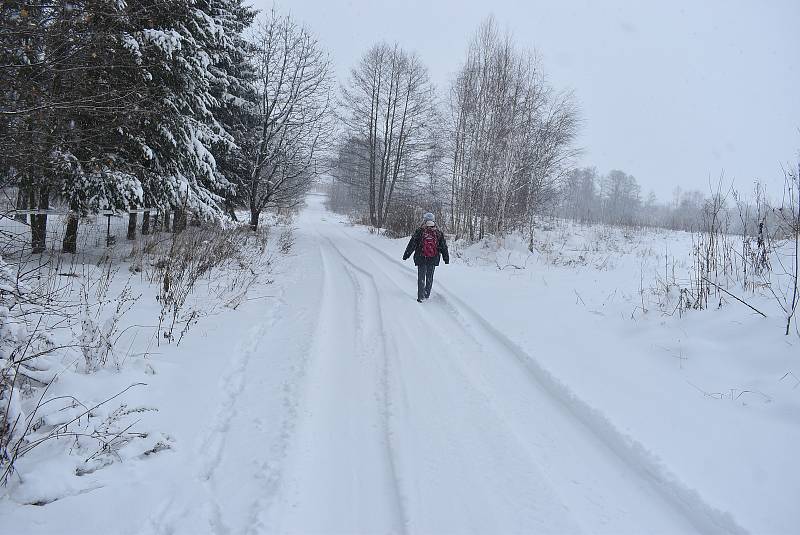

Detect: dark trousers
417,263,436,300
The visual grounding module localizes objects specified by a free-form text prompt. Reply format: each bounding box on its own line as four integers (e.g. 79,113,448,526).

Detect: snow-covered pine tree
126,0,248,227
4,1,258,251
2,1,149,253
0,1,56,252
205,0,258,222
56,1,151,252
126,0,258,233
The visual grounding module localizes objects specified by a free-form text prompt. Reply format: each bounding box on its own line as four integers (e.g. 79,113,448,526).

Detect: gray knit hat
423,212,435,223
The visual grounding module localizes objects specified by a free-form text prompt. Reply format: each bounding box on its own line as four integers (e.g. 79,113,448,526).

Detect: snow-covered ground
2,193,798,534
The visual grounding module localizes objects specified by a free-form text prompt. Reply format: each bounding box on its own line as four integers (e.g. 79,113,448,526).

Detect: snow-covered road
6,193,757,535
145,194,745,535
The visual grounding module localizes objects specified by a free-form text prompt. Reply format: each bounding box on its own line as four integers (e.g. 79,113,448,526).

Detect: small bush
278,227,295,255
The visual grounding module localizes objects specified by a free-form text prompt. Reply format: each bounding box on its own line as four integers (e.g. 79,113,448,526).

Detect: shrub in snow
0,251,149,488
0,257,58,484
77,276,139,373
147,224,272,343
78,306,116,373
278,227,295,255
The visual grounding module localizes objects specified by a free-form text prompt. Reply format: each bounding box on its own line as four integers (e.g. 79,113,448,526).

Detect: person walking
402,212,449,302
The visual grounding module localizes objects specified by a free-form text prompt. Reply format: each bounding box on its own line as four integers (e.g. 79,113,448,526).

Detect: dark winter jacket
403,226,450,266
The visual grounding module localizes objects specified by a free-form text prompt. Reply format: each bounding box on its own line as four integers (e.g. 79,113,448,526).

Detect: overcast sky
257,0,799,201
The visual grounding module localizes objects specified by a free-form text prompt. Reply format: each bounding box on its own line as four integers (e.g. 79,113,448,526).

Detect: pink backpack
421,227,438,257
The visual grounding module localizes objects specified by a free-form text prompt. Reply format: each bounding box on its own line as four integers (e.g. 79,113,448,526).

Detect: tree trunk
225,199,238,222
127,212,138,240
15,188,27,223
173,209,187,233
250,209,260,230
62,210,79,254
141,211,151,235
31,217,45,253
163,210,171,233
30,186,49,254
28,189,38,251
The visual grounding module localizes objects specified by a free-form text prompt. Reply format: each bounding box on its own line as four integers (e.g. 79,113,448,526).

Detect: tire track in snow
329,231,585,533
323,235,410,533
265,230,405,534
347,231,749,535
243,237,328,535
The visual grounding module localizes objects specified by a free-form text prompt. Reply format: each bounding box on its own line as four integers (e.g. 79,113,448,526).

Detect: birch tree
448,17,580,241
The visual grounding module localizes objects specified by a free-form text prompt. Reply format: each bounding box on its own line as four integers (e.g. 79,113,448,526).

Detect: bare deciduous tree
339,43,437,229
774,162,800,335
244,10,334,230
599,169,642,226
448,17,580,242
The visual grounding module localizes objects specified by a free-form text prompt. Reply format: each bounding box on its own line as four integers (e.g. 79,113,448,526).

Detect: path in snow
154,194,744,535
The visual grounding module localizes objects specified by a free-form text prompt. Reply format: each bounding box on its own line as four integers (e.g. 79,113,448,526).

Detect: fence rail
5,208,157,216
0,207,172,254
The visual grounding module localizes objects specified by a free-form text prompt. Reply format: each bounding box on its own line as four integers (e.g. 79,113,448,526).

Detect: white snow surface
2,193,797,534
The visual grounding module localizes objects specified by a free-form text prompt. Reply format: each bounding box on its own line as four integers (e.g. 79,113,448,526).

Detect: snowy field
1,193,798,534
